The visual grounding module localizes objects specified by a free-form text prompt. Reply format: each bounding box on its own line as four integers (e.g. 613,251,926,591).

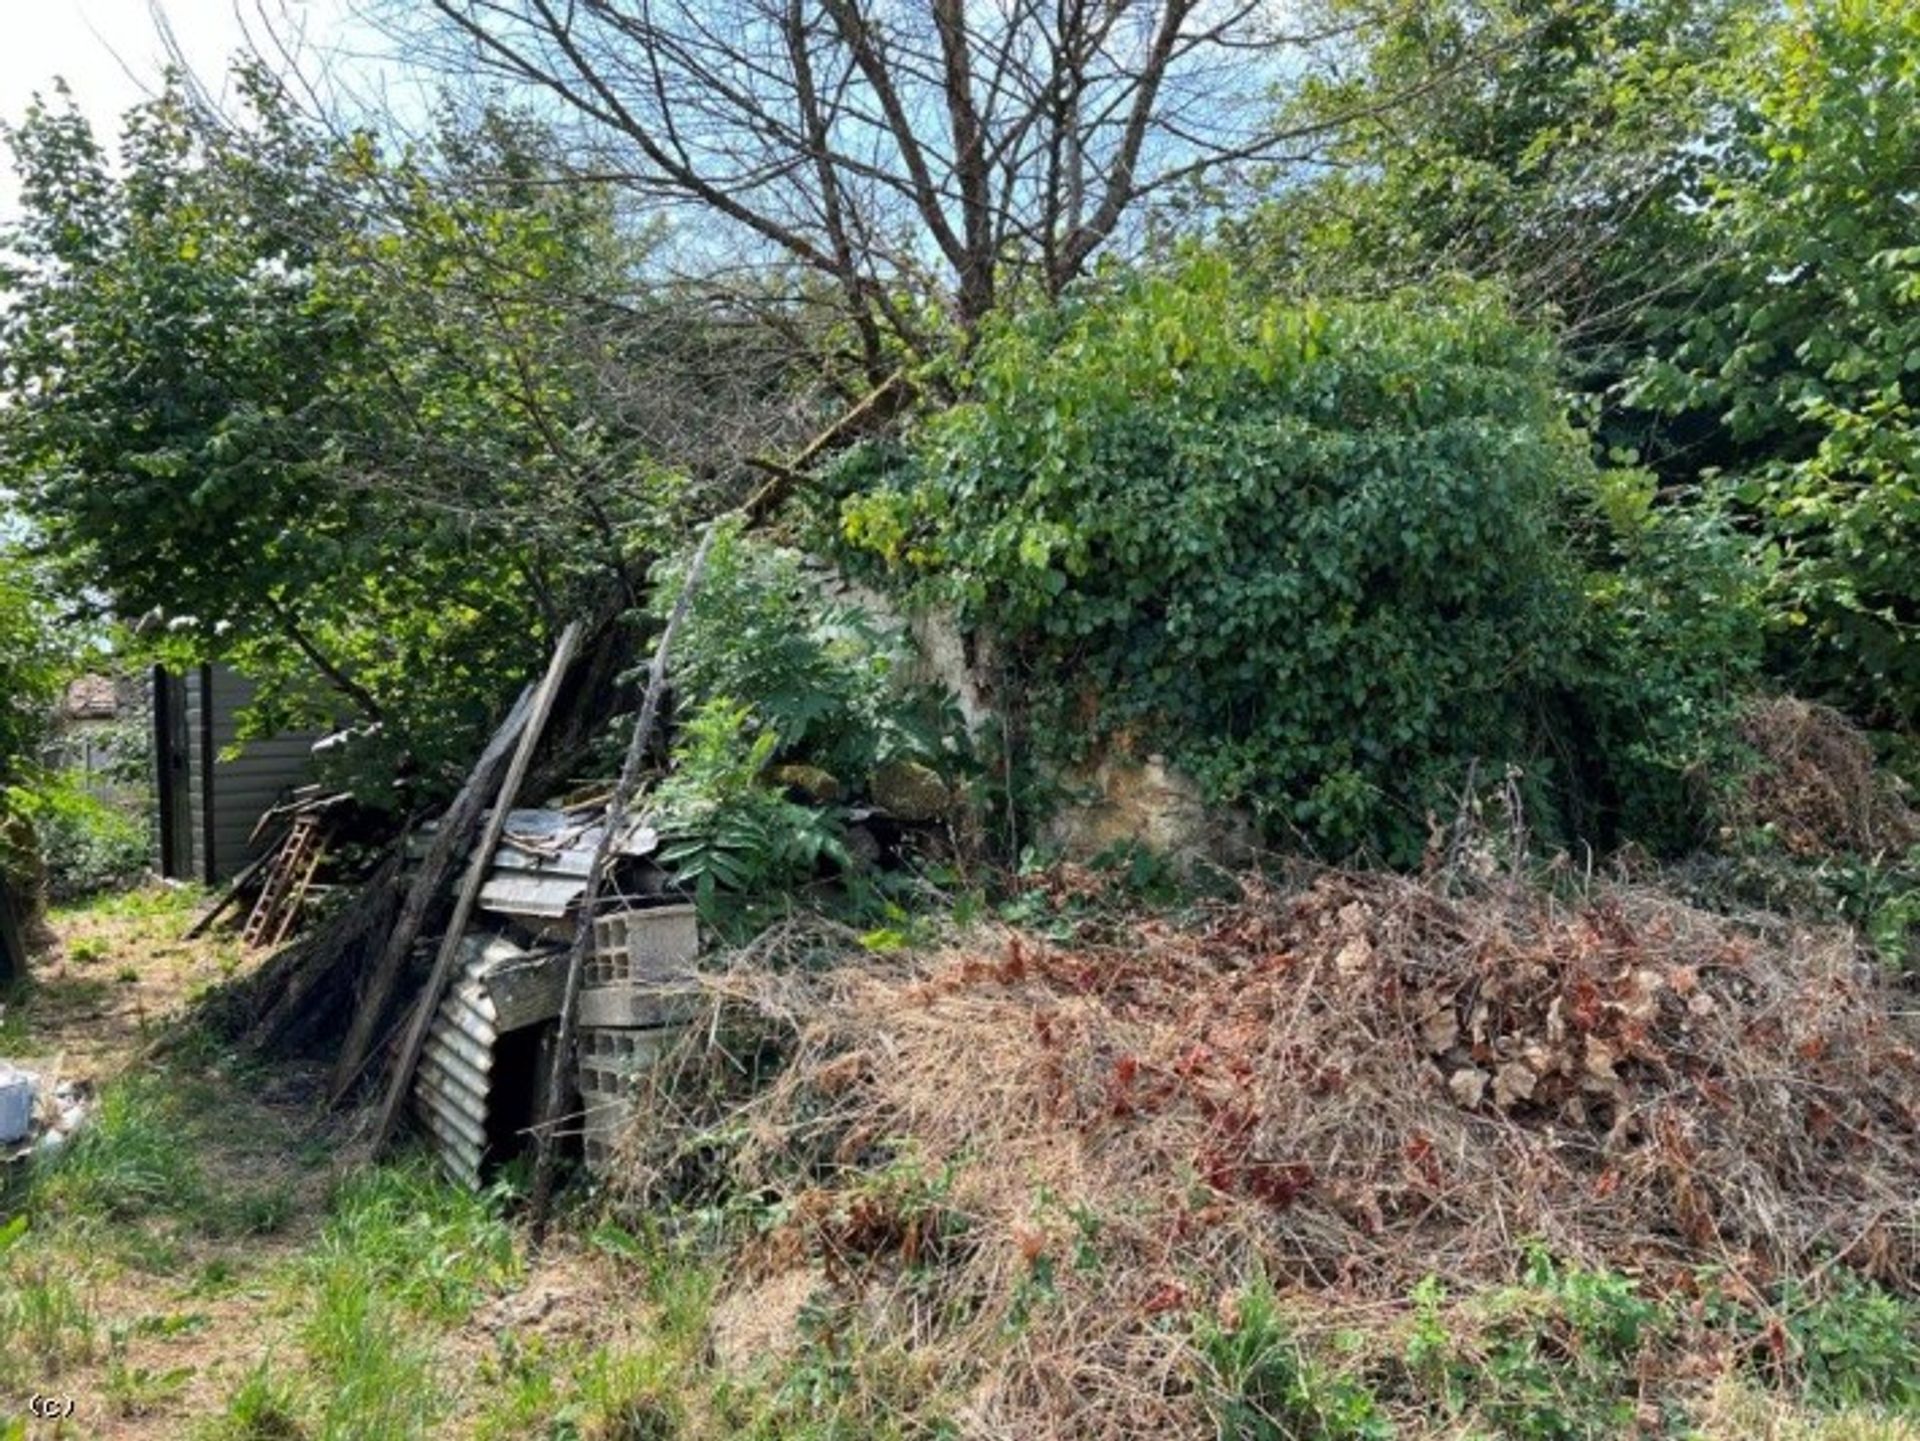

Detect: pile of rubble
0,1059,91,1165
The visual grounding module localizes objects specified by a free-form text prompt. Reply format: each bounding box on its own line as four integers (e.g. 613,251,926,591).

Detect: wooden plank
0,878,26,988
372,622,583,1153
530,527,718,1235
486,955,569,1032
326,683,536,1104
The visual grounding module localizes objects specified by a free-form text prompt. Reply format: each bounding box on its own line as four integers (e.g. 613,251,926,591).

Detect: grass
303,1163,521,1325
0,1220,97,1391
27,1074,207,1224
193,1362,308,1441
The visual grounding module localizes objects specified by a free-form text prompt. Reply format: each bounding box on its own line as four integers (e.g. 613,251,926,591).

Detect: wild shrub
1402,1253,1664,1439
651,698,851,910
21,774,150,901
1558,478,1767,851
652,519,957,785
839,259,1746,861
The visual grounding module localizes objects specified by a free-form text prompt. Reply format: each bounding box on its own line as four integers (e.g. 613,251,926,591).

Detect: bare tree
381,0,1381,377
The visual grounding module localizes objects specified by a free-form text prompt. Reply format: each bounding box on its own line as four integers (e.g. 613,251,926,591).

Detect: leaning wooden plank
529,525,718,1236
326,683,537,1104
182,848,274,941
371,621,583,1154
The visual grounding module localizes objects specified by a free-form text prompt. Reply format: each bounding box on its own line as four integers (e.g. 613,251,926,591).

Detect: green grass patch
306,1161,521,1325
26,1074,207,1225
192,1360,308,1440
300,1265,447,1440
0,1216,97,1390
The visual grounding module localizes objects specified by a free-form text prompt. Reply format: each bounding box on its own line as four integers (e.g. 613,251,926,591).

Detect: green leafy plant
18,773,150,901
652,697,851,908
1195,1273,1392,1440
842,261,1616,861
1559,476,1768,851
654,519,961,785
1781,1272,1920,1413
1402,1250,1663,1440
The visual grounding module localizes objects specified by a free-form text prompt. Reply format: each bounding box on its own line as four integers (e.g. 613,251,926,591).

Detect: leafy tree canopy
0,69,679,798
1629,0,1920,728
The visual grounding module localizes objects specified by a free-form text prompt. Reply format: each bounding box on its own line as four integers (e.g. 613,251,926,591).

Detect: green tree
0,73,677,797
1631,0,1920,729
1226,0,1753,466
0,544,63,981
0,546,61,805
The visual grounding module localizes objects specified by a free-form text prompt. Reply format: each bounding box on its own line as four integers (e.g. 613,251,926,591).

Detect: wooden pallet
241,812,329,948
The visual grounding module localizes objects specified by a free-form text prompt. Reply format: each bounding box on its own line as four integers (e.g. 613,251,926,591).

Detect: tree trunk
0,877,27,990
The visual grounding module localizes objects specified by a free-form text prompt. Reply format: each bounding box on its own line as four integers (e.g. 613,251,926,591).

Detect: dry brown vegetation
1732,698,1919,858
616,863,1920,1437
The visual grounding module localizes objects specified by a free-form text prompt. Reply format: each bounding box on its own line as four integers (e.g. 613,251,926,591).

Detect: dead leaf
1584,1038,1622,1088
1494,1061,1537,1109
1421,1004,1460,1055
1334,935,1374,976
1448,1068,1488,1108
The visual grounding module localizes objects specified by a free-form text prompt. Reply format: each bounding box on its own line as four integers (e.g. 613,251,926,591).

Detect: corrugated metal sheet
476,809,656,919
476,872,588,920
417,970,494,1190
413,933,569,1190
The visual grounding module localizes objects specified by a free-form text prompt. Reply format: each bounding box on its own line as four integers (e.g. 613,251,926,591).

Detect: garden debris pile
1731,696,1918,856
615,868,1920,1436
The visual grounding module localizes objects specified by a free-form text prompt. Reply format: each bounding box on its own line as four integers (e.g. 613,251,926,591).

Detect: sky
0,0,400,225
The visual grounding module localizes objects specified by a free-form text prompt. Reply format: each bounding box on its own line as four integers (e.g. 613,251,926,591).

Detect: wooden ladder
241,812,328,948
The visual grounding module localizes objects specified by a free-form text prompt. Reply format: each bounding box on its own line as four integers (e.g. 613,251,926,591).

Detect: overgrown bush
21,776,150,901
653,519,957,785
652,698,851,909
1556,476,1767,851
638,524,966,910
839,260,1748,860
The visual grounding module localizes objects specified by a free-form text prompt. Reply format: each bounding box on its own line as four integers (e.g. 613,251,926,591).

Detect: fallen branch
327,683,537,1103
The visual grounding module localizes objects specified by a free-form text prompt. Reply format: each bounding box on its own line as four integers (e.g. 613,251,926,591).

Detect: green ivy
842,262,1608,860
